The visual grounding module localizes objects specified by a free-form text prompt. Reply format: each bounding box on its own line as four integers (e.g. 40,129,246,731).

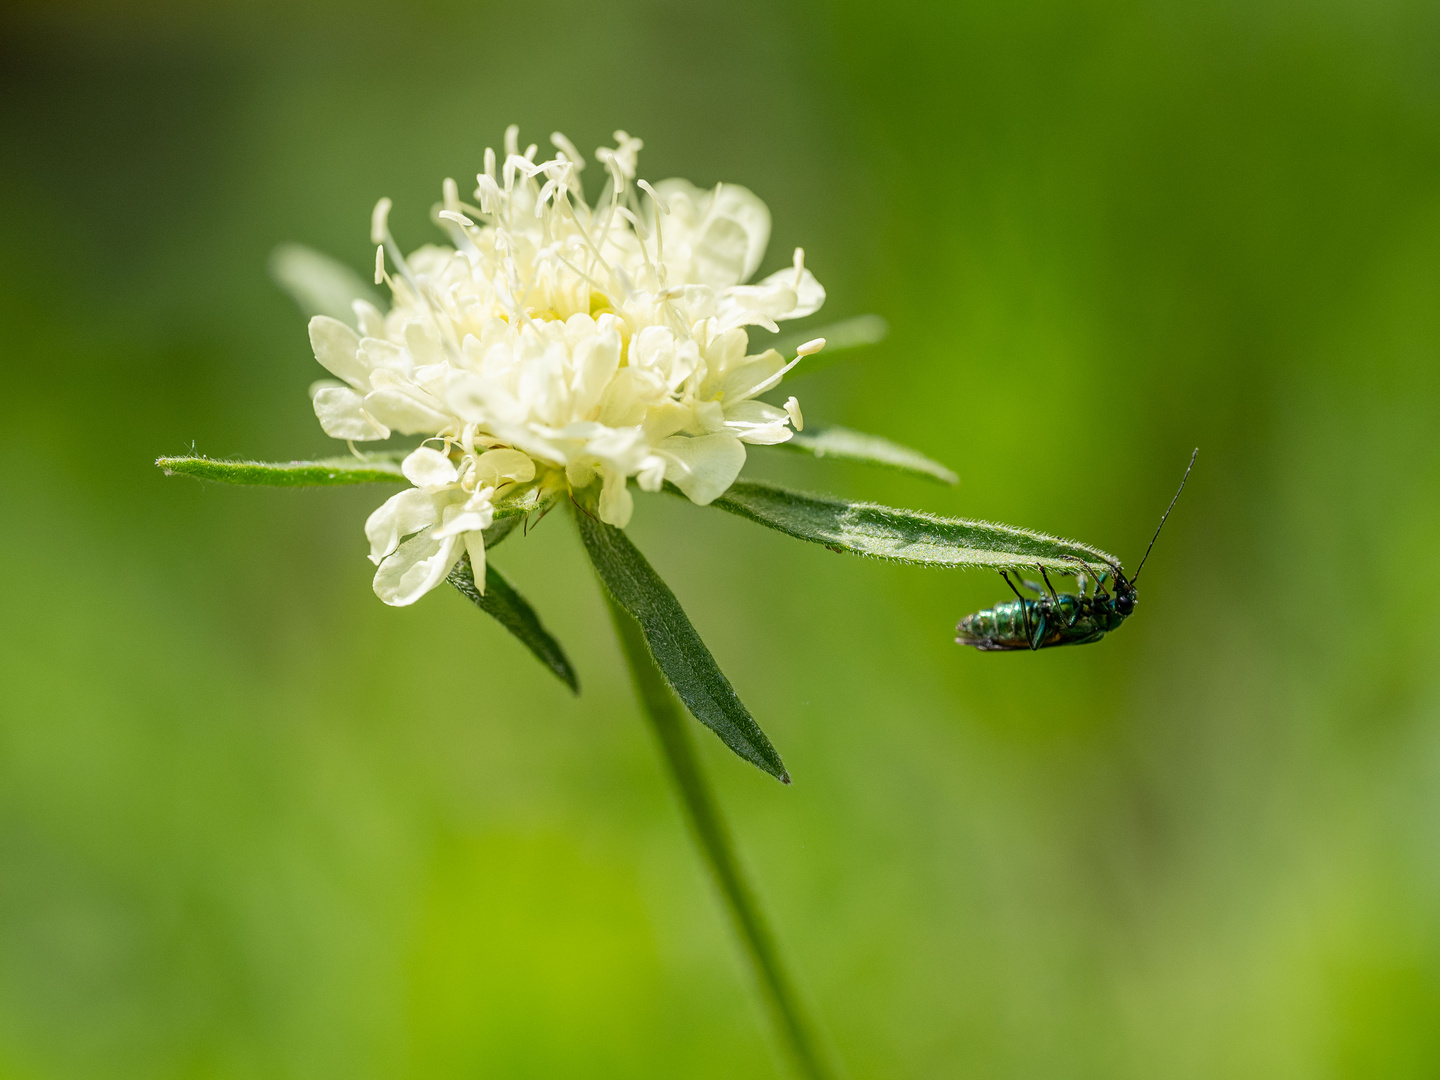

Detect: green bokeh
4,0,1440,1076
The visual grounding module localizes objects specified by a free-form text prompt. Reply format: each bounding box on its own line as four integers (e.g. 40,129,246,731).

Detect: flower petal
652,179,771,288
403,320,445,368
308,316,367,389
710,351,790,403
353,300,387,338
464,531,486,594
363,388,453,435
598,468,634,527
657,433,746,505
433,495,496,539
474,449,535,487
401,446,458,489
752,265,826,321
359,337,412,378
372,527,463,607
364,487,443,564
311,383,389,440
723,400,793,445
570,324,622,416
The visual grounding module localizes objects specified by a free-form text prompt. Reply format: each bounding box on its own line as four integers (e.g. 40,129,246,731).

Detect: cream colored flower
306,126,825,605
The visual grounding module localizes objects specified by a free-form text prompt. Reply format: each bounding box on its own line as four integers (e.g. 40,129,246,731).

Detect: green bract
575,505,788,782
156,453,405,486
704,479,1117,576
447,555,578,693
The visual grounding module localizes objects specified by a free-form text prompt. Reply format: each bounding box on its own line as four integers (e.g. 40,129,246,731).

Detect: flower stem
606,597,839,1080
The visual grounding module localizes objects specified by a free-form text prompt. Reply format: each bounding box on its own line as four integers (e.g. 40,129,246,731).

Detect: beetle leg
1059,554,1098,594
1000,570,1026,602
1001,570,1031,640
1028,610,1048,650
1037,566,1079,626
1038,565,1060,600
1093,570,1109,599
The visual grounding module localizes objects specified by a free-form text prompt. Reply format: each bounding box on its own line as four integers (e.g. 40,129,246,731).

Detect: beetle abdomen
955,598,1039,650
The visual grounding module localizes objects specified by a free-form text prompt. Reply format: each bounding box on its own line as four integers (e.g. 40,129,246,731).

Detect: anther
370,197,393,245
374,245,385,285
504,124,519,157
784,396,804,431
796,338,826,356
475,173,501,215
550,132,586,169
638,179,669,214
438,209,475,228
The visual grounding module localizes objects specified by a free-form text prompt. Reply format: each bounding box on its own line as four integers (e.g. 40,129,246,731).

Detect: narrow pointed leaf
447,556,579,693
574,507,789,783
269,243,383,328
159,453,555,549
157,454,406,486
783,425,958,485
699,479,1118,575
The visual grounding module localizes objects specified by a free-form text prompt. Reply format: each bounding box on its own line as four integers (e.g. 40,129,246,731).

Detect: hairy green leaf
701,479,1119,575
156,454,406,486
158,452,557,550
269,243,383,328
447,556,578,693
574,505,789,782
783,425,958,485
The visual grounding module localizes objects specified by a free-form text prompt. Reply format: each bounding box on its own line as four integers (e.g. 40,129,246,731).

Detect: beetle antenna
1131,448,1197,583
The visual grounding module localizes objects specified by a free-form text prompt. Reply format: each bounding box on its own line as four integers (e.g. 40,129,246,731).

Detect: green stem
606,597,839,1080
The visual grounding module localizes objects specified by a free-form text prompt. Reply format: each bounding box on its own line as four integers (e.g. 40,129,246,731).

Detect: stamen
637,179,669,214
475,173,502,215
613,206,658,286
370,197,418,295
504,124,519,157
609,130,643,179
613,205,645,232
555,195,621,294
483,147,496,180
435,209,484,264
553,249,610,297
638,179,667,276
784,396,804,431
370,197,393,245
550,132,586,169
590,143,629,259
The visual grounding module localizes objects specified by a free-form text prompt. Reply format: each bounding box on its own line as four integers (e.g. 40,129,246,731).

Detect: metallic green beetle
955,450,1196,652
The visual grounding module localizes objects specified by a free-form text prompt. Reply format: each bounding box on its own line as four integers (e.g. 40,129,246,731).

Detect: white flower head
308,127,825,605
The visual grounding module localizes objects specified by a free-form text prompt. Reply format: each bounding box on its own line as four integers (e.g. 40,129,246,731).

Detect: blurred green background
4,0,1440,1076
